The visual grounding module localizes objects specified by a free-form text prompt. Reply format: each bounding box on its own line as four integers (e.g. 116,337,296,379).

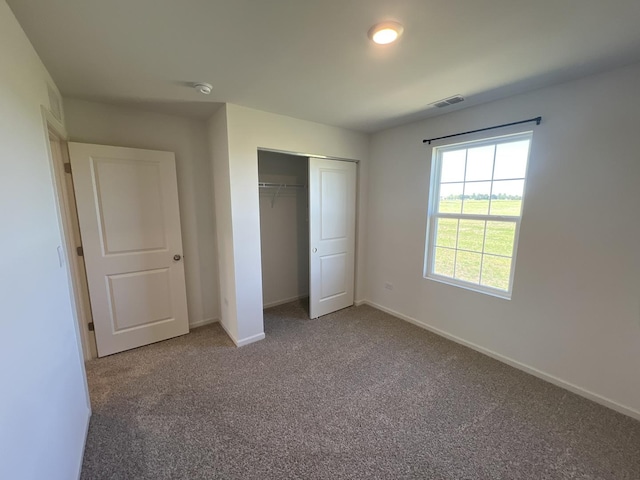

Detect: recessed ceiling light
368,21,404,45
194,83,212,95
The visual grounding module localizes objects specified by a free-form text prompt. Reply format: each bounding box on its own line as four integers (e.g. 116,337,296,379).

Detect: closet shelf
258,182,307,207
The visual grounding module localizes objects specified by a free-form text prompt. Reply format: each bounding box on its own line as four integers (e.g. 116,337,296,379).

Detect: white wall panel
0,2,90,478
366,63,640,417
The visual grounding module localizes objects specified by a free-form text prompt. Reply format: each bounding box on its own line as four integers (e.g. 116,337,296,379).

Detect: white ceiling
8,0,640,132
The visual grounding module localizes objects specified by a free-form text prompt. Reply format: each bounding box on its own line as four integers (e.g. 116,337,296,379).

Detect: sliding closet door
309,158,357,318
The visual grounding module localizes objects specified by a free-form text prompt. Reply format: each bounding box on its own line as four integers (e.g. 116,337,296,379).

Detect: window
424,132,532,298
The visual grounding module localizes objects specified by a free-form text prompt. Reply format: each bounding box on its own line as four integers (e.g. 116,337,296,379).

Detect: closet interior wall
258,151,309,309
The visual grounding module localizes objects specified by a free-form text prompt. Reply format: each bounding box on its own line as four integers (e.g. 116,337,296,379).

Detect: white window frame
424,131,533,299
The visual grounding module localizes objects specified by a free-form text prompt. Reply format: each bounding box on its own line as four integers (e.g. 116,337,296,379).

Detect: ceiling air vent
432,95,465,108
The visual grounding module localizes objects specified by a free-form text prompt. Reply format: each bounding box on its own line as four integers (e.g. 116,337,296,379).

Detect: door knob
173,254,182,261
312,248,317,253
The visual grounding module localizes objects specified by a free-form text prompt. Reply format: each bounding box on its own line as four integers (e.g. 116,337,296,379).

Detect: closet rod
259,182,306,208
258,182,306,188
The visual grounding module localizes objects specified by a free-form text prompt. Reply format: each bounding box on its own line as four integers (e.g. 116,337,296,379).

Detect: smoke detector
432,95,465,108
194,83,213,95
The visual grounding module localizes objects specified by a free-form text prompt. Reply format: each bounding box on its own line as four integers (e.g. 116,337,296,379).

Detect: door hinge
88,322,95,331
64,163,72,174
76,246,84,256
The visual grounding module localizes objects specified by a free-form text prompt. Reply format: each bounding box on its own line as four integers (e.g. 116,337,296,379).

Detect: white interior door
68,143,189,357
309,158,357,318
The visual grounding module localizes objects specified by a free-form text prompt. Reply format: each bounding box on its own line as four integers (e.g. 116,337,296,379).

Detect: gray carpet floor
81,301,640,479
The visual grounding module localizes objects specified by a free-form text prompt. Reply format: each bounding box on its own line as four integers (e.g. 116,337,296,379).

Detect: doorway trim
257,147,360,164
41,106,97,362
255,147,361,318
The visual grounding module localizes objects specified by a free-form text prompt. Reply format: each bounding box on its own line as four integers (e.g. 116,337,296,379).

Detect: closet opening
257,149,357,320
258,150,310,315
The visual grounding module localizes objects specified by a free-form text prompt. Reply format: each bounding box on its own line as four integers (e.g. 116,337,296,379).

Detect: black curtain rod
423,116,542,145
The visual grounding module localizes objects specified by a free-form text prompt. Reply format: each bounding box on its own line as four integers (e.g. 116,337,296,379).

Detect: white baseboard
236,332,266,347
263,294,308,309
218,319,266,347
359,299,640,422
189,317,219,329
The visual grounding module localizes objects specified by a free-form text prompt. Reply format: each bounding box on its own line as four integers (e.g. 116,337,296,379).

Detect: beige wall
0,1,90,478
366,62,640,418
63,99,219,328
207,105,238,339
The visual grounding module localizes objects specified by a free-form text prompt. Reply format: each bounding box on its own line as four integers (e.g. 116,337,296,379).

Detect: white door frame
41,107,92,416
41,107,97,362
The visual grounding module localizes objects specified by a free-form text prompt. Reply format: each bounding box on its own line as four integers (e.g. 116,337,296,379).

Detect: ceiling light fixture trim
368,21,404,45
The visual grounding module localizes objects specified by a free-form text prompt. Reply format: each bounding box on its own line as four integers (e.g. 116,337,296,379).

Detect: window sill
424,274,512,300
